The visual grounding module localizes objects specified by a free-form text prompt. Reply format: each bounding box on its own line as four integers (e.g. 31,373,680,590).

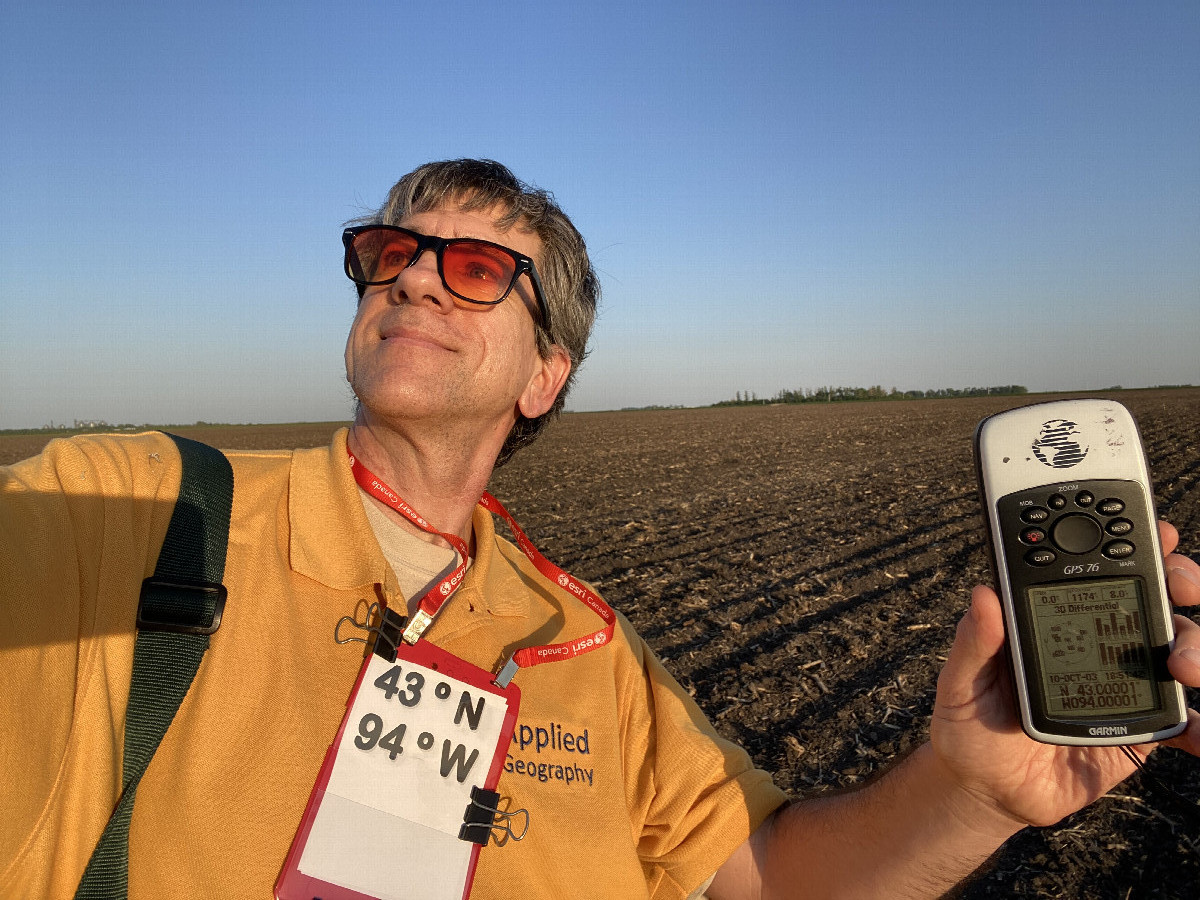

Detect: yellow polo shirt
0,430,785,899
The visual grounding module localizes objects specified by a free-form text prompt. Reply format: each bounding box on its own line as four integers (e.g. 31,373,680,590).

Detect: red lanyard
348,448,617,682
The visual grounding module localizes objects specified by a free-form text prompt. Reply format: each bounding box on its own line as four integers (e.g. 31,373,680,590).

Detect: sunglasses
342,224,551,331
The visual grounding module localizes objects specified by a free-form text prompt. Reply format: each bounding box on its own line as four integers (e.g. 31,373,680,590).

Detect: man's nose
389,250,450,313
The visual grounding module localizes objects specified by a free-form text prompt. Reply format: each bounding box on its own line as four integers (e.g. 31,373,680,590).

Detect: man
2,159,1198,899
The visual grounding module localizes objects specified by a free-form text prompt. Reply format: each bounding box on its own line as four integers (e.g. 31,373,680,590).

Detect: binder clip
333,602,407,662
370,608,406,662
458,786,529,846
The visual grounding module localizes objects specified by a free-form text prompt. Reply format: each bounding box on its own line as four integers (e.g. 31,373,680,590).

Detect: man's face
345,203,565,441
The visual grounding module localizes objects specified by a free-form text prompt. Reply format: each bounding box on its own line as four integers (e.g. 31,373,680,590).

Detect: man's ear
517,346,572,419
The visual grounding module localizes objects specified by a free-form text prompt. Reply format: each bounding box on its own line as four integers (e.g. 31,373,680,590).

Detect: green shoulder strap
74,433,234,900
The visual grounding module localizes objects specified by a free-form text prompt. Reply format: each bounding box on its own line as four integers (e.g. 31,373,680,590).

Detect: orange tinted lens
442,242,517,303
351,229,419,283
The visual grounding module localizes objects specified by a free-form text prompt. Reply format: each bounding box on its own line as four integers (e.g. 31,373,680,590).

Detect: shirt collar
288,428,393,592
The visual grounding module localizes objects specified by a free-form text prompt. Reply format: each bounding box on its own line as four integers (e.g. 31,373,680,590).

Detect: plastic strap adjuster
137,576,227,635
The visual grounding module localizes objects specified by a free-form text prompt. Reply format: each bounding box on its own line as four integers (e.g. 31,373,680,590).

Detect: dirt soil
4,390,1198,898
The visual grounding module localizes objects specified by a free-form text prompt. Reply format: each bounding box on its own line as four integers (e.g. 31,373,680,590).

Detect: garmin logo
1088,725,1128,737
1032,419,1089,469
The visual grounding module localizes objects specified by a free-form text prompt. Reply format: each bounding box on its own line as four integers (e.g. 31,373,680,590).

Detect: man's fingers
1168,613,1200,687
1157,520,1179,556
1161,708,1200,756
1156,520,1200,607
1165,555,1200,608
1151,522,1200,757
966,585,1007,651
937,586,1007,711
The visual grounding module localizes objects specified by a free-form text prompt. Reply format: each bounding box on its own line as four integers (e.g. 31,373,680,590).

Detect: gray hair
362,159,598,466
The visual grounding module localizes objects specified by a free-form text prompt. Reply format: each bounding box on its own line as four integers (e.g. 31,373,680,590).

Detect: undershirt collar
358,487,466,616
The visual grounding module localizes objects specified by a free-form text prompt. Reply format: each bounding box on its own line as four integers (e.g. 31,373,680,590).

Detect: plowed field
5,389,1197,897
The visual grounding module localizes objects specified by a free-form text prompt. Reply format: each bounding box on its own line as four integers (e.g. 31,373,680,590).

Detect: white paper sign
296,651,511,900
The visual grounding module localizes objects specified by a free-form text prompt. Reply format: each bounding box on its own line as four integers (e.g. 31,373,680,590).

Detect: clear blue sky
2,1,1197,429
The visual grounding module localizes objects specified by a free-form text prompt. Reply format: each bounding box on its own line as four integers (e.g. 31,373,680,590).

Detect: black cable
1115,744,1200,830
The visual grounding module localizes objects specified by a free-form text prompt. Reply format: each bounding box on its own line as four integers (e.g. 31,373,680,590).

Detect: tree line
714,385,1029,407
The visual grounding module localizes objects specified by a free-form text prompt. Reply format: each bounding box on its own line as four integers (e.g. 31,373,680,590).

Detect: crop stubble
3,390,1197,897
493,390,1200,899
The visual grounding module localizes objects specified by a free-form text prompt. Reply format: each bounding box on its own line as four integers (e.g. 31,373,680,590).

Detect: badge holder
276,614,521,900
292,459,618,898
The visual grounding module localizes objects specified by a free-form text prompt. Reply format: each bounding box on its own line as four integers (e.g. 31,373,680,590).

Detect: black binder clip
370,607,406,662
333,602,407,661
458,786,529,846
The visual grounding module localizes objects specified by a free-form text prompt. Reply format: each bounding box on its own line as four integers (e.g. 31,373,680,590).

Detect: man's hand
710,522,1198,900
931,520,1200,828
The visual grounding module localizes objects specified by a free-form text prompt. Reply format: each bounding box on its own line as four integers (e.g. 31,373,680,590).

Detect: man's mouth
380,323,455,352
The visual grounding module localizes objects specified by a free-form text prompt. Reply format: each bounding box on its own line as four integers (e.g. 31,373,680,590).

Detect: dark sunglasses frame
342,224,552,332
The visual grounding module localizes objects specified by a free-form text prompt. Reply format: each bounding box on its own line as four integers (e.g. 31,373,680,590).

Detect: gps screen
1027,578,1160,719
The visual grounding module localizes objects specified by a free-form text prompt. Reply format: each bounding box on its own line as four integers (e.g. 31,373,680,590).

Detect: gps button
1021,527,1047,544
1103,540,1135,560
1025,548,1057,566
1051,514,1103,555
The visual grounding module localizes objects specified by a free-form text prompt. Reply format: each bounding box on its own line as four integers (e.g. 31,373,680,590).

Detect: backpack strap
75,433,234,900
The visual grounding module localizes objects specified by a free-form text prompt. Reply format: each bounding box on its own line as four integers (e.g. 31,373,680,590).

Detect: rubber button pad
998,481,1141,571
